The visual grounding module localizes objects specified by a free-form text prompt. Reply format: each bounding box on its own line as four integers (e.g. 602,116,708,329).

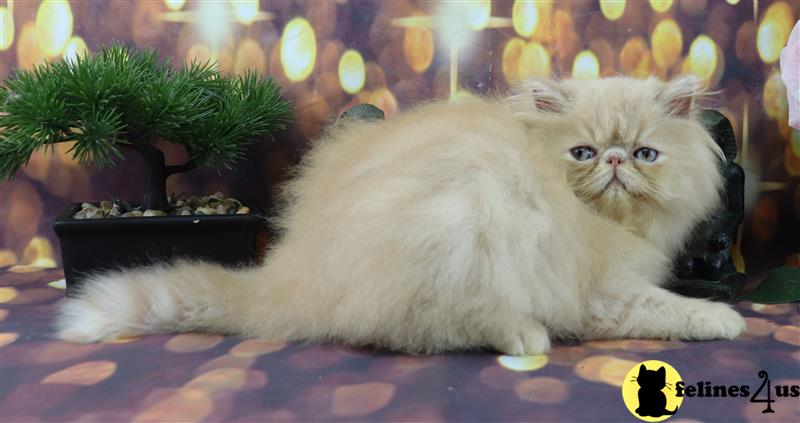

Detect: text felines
676,381,749,397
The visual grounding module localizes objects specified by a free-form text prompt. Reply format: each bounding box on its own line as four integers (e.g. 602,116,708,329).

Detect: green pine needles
0,44,293,210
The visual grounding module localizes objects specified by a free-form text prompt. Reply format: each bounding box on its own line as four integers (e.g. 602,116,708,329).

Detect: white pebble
195,206,217,215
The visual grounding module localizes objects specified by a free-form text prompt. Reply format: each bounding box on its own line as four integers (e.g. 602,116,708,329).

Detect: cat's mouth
603,174,628,192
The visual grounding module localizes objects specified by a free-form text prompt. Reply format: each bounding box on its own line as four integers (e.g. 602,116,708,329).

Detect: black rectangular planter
53,203,267,295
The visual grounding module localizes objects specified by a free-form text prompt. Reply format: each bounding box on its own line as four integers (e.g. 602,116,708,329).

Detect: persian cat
56,76,746,355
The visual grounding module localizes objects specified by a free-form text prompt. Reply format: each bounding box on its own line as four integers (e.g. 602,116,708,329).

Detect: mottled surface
1,269,798,422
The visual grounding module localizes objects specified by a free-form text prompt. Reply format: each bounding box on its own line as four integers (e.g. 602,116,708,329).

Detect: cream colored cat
56,76,746,355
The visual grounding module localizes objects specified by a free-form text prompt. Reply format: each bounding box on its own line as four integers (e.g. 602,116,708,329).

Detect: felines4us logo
621,360,800,421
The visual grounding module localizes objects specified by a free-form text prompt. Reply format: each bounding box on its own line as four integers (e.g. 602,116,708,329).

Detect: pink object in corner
781,21,800,130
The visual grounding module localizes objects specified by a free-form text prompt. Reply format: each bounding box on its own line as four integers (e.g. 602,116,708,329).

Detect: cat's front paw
684,302,747,340
492,321,551,356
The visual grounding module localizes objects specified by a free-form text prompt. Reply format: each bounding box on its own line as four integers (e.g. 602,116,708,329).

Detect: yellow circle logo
621,360,684,421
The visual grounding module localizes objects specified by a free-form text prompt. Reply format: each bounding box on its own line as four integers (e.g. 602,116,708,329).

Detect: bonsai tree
0,44,292,211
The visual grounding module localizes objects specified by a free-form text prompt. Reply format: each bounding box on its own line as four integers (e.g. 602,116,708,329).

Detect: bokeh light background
0,0,798,278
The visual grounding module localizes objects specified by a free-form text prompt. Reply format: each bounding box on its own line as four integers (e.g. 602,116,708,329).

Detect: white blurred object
780,21,800,130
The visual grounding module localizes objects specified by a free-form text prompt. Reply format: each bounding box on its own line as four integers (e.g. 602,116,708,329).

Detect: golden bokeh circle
518,41,551,79
575,355,639,387
688,35,718,81
35,0,73,57
620,37,652,78
234,38,267,75
512,0,538,37
649,0,673,13
403,19,435,73
763,71,788,119
316,72,345,107
338,49,366,95
0,250,18,267
0,332,18,348
572,50,600,79
791,129,800,156
774,325,800,346
764,1,796,35
280,17,317,82
62,36,88,63
757,19,787,64
0,7,13,51
502,37,526,83
514,377,570,404
0,287,18,304
164,0,186,12
369,88,398,116
185,43,214,67
600,0,626,21
651,19,683,69
497,354,548,372
331,383,396,417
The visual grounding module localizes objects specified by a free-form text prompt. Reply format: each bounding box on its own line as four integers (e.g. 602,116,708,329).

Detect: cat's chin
603,179,628,192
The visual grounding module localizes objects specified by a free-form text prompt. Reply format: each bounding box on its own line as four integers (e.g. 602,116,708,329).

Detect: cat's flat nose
607,156,623,167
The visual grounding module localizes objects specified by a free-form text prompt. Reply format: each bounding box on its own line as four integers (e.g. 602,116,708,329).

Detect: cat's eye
633,147,659,163
570,146,596,161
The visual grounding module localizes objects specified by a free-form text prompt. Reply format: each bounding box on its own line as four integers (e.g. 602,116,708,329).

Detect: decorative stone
71,192,250,220
107,205,121,217
84,209,102,219
194,206,217,215
187,196,201,208
221,198,241,209
74,204,102,219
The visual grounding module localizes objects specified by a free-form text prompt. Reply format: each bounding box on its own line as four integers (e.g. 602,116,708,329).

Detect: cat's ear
638,364,647,376
657,75,706,117
510,79,572,114
657,367,666,377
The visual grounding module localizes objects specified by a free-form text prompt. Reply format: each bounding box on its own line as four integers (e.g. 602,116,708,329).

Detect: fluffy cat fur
55,76,746,355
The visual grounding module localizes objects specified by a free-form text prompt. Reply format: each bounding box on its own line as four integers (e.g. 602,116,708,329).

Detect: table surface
1,269,798,422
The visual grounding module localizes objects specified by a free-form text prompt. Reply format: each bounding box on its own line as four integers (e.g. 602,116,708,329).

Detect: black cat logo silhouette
622,360,684,422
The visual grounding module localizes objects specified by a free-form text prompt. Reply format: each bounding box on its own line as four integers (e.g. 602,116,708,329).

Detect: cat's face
507,76,724,253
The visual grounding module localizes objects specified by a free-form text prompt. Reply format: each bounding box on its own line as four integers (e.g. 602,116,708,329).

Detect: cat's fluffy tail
55,260,291,343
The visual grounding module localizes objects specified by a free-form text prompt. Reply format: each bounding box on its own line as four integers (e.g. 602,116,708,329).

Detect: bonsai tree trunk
127,144,195,211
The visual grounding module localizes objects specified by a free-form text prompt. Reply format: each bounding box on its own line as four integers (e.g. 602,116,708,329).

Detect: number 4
750,370,775,413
